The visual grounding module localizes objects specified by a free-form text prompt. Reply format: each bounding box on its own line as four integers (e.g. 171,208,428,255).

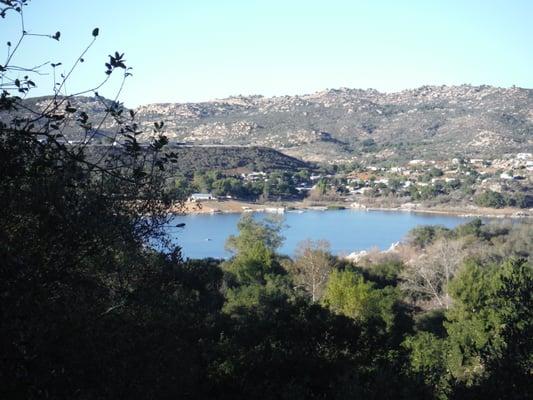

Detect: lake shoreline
171,199,532,219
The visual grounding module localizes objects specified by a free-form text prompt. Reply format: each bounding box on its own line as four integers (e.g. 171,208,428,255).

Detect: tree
322,269,377,320
404,258,533,398
407,225,452,248
474,190,506,208
445,258,533,395
0,3,189,397
222,214,290,312
403,332,450,396
484,258,533,395
316,179,328,196
401,238,466,308
225,214,284,255
213,296,370,400
289,239,335,302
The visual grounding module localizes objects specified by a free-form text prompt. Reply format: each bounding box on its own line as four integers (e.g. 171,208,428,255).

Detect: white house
189,193,216,201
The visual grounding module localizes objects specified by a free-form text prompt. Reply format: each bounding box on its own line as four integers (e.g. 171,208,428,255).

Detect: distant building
242,172,267,181
354,187,373,194
408,159,425,166
390,167,405,173
500,172,513,180
189,193,216,201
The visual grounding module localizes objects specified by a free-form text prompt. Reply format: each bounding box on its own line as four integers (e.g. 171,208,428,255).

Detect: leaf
92,27,99,37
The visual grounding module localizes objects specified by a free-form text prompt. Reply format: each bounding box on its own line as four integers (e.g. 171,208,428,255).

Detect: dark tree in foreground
0,1,185,397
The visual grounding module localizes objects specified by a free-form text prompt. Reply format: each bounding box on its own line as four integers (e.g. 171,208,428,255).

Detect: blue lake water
166,209,472,259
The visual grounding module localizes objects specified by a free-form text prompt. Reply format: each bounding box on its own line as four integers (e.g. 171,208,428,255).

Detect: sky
1,0,532,107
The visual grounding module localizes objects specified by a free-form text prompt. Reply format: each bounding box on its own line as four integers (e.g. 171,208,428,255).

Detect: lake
166,209,472,259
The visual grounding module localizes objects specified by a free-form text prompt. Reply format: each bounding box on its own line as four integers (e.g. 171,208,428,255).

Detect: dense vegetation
170,169,314,201
1,2,531,398
155,156,533,208
86,144,311,174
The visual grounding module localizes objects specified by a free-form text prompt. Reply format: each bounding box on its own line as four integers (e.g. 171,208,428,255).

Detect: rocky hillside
12,85,533,163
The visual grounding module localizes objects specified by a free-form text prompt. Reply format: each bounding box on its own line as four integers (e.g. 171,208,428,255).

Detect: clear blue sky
1,0,532,107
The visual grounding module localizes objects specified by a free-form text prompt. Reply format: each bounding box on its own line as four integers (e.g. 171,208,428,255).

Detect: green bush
474,190,506,208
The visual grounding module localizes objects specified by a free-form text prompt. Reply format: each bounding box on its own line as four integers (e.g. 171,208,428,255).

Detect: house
242,172,267,181
516,153,532,160
390,167,405,173
500,172,513,180
354,187,374,194
189,193,216,202
409,159,425,166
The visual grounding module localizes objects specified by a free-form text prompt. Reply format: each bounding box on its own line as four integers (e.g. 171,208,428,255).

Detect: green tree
474,190,506,208
225,214,284,255
407,225,452,248
322,269,402,333
222,214,289,311
192,171,211,192
404,258,533,398
316,179,328,196
403,332,450,397
322,269,375,320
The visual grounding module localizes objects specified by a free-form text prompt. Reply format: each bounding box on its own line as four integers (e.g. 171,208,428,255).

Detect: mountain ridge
15,84,533,163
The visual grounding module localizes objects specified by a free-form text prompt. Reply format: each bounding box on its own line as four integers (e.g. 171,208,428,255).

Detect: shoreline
172,199,532,219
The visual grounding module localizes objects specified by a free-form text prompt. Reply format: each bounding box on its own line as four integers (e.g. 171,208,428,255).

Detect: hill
8,85,533,164
158,144,312,173
133,85,533,163
82,144,312,174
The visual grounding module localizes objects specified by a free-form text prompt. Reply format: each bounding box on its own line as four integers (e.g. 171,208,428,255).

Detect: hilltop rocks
131,85,532,162
11,85,532,163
